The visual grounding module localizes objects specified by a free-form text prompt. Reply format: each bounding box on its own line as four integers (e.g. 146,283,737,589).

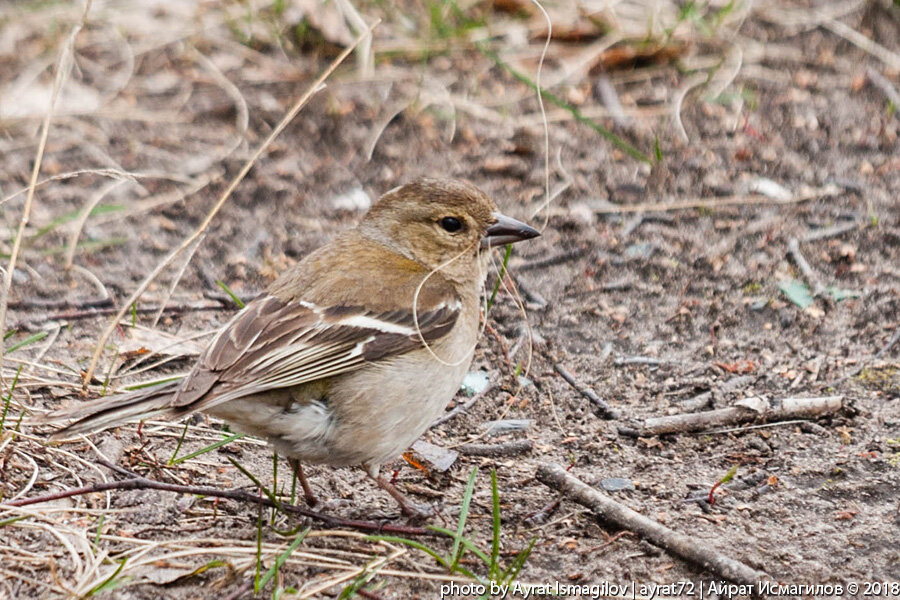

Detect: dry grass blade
0,1,93,391
82,20,381,387
821,17,900,70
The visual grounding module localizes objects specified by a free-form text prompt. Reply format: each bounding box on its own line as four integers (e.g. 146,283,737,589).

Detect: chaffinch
48,178,539,517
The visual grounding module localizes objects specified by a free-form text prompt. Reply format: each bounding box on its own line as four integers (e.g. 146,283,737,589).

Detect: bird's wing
170,293,460,411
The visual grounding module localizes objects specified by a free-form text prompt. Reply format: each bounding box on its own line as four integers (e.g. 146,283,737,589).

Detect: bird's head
360,178,539,283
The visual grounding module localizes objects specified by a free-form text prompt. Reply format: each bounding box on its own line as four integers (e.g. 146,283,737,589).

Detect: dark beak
481,212,541,249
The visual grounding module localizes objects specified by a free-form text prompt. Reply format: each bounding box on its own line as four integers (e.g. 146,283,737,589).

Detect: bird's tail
41,380,184,440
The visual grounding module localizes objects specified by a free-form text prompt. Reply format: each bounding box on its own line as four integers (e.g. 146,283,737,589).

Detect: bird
45,178,540,517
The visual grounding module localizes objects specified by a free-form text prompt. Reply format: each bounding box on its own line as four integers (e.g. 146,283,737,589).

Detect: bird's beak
481,212,541,249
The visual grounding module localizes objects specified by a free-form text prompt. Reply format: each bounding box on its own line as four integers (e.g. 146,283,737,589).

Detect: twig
203,289,258,307
431,382,496,428
0,1,93,390
614,356,663,367
801,221,859,243
787,237,827,298
7,296,113,312
64,179,127,269
457,440,533,457
672,72,708,144
536,464,771,585
81,21,380,387
13,301,231,331
821,18,900,70
554,363,618,419
2,467,441,538
619,395,845,437
866,67,900,110
875,328,900,359
590,184,840,214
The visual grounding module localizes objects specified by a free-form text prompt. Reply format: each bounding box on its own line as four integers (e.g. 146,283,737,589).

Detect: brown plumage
45,178,539,517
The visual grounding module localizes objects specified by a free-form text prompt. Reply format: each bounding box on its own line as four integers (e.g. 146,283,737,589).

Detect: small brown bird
47,178,539,517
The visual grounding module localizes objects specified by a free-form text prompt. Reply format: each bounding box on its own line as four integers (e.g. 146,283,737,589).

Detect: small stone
599,477,635,492
483,419,531,437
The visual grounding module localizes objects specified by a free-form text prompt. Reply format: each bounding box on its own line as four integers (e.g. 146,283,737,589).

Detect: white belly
217,316,478,470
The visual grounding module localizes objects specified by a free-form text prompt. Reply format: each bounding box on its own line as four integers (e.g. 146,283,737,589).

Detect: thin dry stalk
150,233,206,328
672,71,708,144
82,21,380,386
0,0,93,390
821,17,900,70
588,184,840,214
64,179,127,268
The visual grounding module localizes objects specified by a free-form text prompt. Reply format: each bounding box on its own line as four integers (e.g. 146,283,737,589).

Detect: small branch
592,184,840,215
620,395,845,437
866,67,900,110
787,237,827,299
13,302,230,331
875,328,900,359
554,363,618,419
614,356,663,367
2,469,442,538
457,440,533,457
536,464,770,585
801,221,859,243
7,296,113,312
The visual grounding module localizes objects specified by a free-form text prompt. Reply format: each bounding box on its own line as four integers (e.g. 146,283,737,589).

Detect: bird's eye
440,216,463,233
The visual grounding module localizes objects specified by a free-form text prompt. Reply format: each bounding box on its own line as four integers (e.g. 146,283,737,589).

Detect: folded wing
170,293,460,412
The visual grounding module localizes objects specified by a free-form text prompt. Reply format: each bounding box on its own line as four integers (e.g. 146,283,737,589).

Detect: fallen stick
2,463,441,538
787,237,827,299
554,363,618,419
457,439,533,457
620,395,845,437
13,302,231,331
536,463,770,585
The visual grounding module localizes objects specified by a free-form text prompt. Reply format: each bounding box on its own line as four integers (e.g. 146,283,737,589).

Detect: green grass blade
450,467,478,569
256,527,310,592
366,535,450,569
227,456,281,508
0,366,23,433
490,468,501,580
169,432,245,465
217,280,246,308
501,536,536,584
6,331,48,353
167,422,191,465
426,525,491,565
84,558,129,597
486,244,512,312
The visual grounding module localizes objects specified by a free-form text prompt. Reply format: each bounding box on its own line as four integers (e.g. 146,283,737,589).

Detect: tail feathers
43,380,183,440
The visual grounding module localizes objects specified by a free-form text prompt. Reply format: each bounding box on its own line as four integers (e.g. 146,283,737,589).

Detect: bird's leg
363,465,434,519
288,458,318,507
